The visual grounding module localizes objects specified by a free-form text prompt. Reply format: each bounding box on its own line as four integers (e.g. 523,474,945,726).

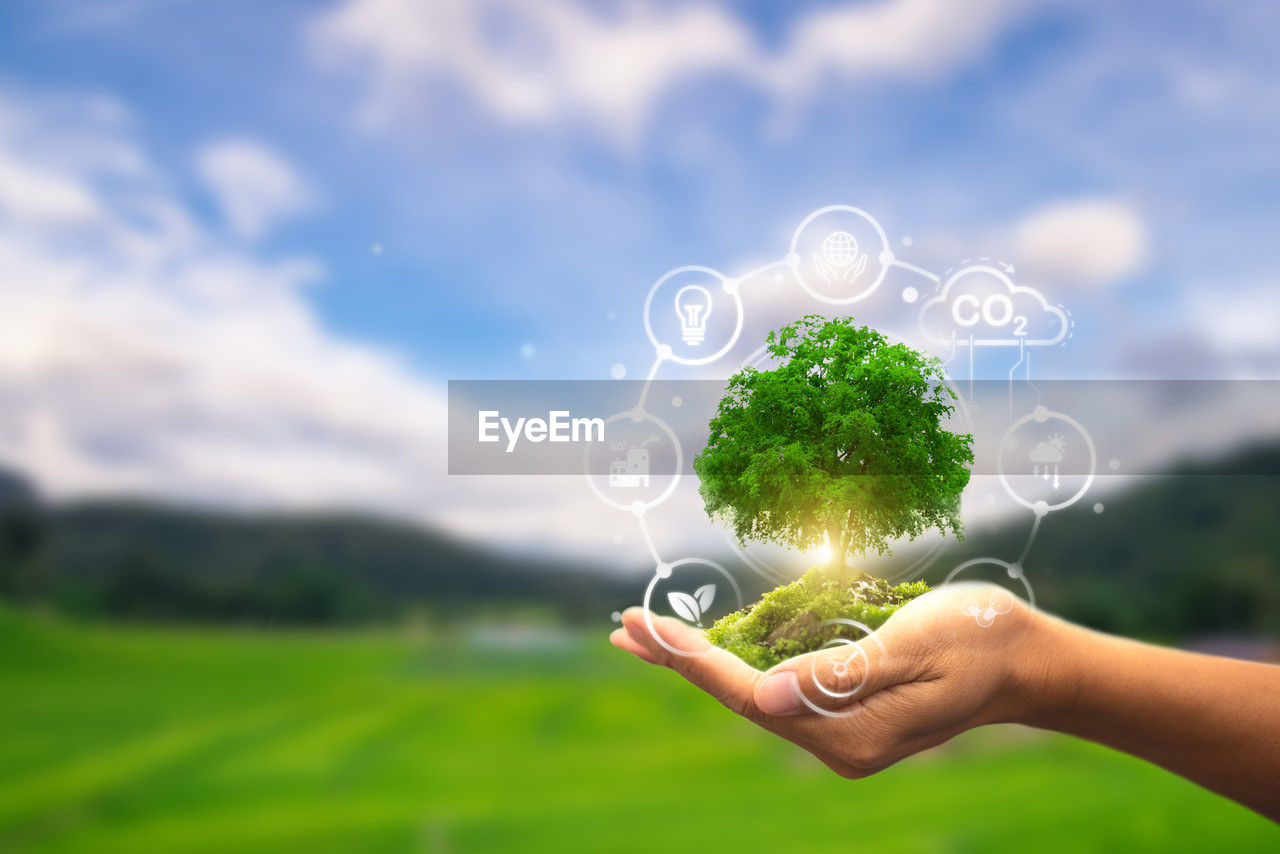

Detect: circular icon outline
644,266,745,366
942,557,1036,609
584,410,683,513
996,409,1096,513
788,205,891,305
641,557,744,658
797,617,889,718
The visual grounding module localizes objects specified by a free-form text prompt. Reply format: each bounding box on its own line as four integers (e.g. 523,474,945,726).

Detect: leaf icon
693,584,716,613
667,591,701,624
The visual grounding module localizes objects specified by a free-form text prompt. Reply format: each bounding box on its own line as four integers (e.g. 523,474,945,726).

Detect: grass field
0,607,1276,853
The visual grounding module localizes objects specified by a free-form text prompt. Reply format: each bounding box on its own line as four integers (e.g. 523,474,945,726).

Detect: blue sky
1,0,1278,557
4,0,1278,376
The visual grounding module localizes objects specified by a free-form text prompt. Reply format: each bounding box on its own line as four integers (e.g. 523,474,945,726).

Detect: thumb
753,622,921,717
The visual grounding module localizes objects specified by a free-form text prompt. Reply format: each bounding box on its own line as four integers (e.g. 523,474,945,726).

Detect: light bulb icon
674,285,713,346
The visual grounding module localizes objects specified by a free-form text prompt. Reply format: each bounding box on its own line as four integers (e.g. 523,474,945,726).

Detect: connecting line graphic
597,203,1092,641
731,258,788,287
638,515,663,566
634,354,666,412
943,332,959,370
1008,339,1027,419
968,335,976,402
1016,512,1042,567
1025,351,1041,407
888,258,941,283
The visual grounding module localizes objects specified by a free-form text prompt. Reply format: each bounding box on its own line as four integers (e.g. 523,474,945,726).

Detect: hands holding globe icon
814,230,868,284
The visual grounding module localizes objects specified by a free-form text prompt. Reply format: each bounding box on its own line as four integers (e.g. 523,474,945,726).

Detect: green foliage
705,565,930,670
694,315,973,566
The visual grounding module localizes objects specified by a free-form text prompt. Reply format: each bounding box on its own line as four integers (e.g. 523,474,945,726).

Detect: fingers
617,607,763,718
610,606,940,778
610,609,879,774
609,628,657,664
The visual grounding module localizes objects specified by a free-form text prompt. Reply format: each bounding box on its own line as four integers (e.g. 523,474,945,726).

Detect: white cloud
0,98,438,507
194,138,318,239
308,0,1025,143
1186,282,1280,354
1014,198,1147,287
0,149,102,225
766,0,1021,97
0,85,643,564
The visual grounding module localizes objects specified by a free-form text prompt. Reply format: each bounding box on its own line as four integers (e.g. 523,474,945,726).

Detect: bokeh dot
902,286,918,303
611,611,622,622
671,396,683,408
902,236,913,247
1109,459,1120,471
1094,503,1104,514
610,363,626,379
520,343,536,360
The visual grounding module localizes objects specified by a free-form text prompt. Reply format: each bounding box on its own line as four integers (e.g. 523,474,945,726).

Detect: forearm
1017,612,1280,820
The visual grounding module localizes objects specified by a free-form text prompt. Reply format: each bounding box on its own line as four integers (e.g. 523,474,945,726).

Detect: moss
705,566,929,670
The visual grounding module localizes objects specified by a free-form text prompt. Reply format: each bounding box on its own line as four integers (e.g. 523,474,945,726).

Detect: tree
694,315,973,569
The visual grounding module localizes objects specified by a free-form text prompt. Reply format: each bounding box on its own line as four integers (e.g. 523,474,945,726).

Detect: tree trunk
826,523,847,568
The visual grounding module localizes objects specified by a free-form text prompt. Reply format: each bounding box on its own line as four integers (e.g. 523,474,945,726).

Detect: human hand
610,582,1050,778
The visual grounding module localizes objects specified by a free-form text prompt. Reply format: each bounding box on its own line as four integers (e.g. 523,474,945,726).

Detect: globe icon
822,231,858,265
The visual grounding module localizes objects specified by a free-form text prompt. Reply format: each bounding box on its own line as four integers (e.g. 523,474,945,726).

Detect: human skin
610,582,1280,822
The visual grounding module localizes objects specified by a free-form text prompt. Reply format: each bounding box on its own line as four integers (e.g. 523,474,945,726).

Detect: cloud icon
919,265,1068,347
1029,441,1064,463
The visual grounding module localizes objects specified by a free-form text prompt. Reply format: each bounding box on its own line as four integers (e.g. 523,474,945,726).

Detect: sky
1,0,1279,565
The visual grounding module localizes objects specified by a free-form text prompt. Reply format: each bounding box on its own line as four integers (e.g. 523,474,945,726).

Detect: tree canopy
693,315,973,567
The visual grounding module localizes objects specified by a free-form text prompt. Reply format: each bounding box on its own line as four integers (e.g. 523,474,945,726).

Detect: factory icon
609,447,651,488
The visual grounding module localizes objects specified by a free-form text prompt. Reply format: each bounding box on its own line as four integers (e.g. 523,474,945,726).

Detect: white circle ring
996,409,1096,513
643,266,745,367
642,558,744,658
584,410,683,513
942,557,1036,609
789,205,891,305
798,618,889,718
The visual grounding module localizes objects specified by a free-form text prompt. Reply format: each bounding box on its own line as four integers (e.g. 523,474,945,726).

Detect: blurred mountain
922,441,1280,639
0,484,646,625
0,441,1278,636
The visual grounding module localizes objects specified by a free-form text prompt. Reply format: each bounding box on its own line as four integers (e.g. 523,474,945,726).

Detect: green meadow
1,606,1275,853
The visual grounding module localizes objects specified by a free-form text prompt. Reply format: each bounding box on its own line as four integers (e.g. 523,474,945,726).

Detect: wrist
1005,605,1089,730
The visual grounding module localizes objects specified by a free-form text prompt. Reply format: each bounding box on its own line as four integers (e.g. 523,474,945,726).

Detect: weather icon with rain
1029,434,1066,489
